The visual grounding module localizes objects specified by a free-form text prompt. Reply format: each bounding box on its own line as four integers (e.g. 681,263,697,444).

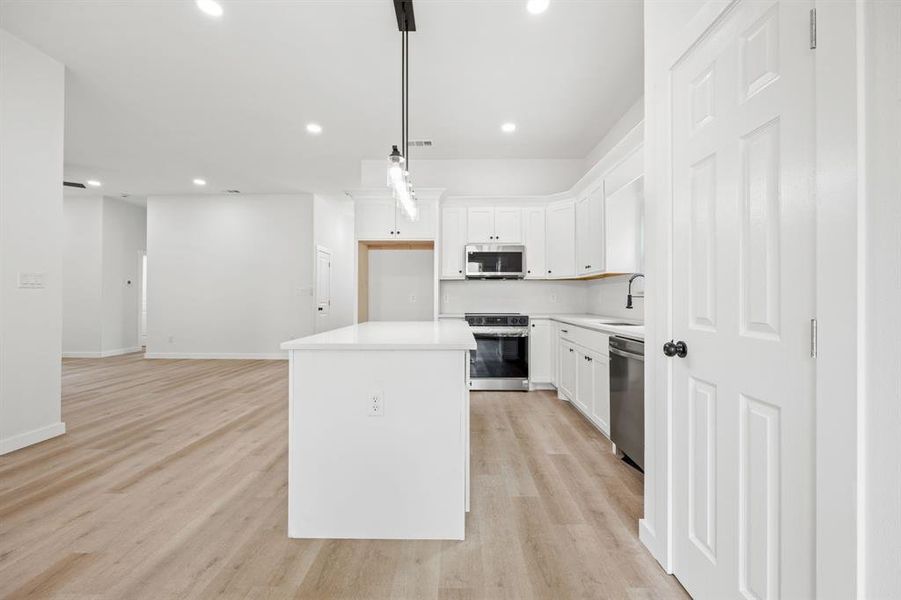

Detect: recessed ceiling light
306,123,323,135
193,178,207,186
196,0,223,18
526,0,550,15
501,122,517,133
86,179,102,187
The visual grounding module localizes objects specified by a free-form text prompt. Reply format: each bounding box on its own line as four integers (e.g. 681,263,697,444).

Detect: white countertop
281,320,477,351
438,312,645,340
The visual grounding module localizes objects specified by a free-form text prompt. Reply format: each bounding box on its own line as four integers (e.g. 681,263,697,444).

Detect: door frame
314,244,332,333
644,0,862,596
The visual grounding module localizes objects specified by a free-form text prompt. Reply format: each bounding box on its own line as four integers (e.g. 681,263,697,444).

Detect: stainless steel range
465,313,529,391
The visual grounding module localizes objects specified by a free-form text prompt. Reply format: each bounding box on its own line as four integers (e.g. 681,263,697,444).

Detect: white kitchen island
280,320,476,540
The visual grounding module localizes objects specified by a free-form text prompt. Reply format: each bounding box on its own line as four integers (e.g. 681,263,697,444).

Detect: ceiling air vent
408,139,433,148
225,190,241,194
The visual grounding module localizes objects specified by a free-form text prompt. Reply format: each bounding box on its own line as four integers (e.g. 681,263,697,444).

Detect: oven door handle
472,330,529,338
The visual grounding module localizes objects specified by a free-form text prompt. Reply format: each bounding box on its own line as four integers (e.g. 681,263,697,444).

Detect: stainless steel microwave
464,244,526,279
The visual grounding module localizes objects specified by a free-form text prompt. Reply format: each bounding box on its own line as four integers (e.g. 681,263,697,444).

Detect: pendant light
387,1,418,222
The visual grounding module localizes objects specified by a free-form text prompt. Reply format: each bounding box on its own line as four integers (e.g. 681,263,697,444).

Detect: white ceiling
0,0,644,197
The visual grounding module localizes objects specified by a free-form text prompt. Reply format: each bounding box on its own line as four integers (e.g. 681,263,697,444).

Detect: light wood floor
0,353,686,599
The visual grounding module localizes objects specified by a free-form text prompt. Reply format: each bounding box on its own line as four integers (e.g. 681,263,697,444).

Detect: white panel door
546,200,575,278
523,207,546,279
590,351,610,435
670,1,815,599
466,207,494,243
493,207,523,243
315,246,332,332
355,197,397,240
397,198,437,240
440,206,467,279
528,319,553,383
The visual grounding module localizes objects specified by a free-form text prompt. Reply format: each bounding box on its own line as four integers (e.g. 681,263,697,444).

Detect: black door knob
663,340,688,358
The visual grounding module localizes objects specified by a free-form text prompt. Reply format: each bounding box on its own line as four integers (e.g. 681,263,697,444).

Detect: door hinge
810,318,818,358
809,8,817,50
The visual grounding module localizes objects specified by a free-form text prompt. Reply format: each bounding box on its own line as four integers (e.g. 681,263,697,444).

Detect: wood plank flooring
0,353,686,599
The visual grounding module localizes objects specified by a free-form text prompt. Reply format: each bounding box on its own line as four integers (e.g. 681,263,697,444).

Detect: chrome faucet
626,273,645,309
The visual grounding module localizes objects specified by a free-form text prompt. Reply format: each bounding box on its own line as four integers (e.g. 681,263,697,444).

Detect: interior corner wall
145,194,314,359
63,196,104,355
0,29,66,455
313,194,355,332
100,198,146,355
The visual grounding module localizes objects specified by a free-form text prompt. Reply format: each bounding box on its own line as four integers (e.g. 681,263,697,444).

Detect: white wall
100,198,146,354
360,158,586,196
440,280,587,315
585,275,644,320
0,29,66,454
145,194,314,359
313,194,355,332
368,249,434,321
63,197,103,355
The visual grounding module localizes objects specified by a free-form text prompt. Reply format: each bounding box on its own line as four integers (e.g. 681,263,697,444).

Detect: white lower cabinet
555,324,611,437
528,319,554,384
558,339,578,401
588,351,610,434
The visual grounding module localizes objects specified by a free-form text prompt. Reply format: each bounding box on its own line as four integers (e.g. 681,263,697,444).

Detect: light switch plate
17,272,46,289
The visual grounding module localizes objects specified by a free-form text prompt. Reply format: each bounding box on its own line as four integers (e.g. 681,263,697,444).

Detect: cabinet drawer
556,323,609,356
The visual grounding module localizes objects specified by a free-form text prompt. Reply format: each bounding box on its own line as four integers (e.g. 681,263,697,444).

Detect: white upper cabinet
466,207,494,243
354,192,439,241
355,196,398,240
397,197,437,240
604,147,644,273
466,206,522,243
493,207,523,243
440,206,467,279
546,199,576,278
522,207,546,279
575,184,605,275
605,176,644,273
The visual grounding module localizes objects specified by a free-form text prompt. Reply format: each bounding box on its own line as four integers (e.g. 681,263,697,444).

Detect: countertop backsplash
439,275,644,320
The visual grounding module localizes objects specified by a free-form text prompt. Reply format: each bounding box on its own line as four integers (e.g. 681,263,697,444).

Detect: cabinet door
591,352,611,435
575,195,592,274
558,340,577,400
575,349,593,414
397,198,437,240
605,177,644,273
588,185,606,273
522,207,546,279
529,319,553,383
546,201,576,278
441,206,467,278
493,207,523,243
466,207,494,243
355,197,397,240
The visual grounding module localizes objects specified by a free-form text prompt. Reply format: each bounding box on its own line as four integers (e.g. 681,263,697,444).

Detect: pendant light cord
405,30,409,171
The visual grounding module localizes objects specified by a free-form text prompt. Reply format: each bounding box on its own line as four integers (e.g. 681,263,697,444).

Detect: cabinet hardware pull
560,329,568,333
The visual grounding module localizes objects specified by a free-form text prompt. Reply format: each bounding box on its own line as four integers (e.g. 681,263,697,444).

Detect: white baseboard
529,382,556,391
143,352,287,360
0,421,66,455
63,347,142,359
101,346,142,357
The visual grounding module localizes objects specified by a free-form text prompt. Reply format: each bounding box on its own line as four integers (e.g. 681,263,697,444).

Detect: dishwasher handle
609,347,645,362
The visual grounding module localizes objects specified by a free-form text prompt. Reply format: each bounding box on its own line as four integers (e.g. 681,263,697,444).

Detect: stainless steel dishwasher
609,336,644,470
